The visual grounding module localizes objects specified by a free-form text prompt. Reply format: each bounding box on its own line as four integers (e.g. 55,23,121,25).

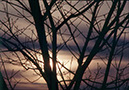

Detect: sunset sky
0,0,129,90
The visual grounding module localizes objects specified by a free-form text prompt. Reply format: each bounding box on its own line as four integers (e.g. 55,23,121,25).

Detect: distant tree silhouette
0,72,8,90
0,0,129,90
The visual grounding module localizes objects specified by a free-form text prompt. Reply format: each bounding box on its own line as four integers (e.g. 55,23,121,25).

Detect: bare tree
0,0,129,90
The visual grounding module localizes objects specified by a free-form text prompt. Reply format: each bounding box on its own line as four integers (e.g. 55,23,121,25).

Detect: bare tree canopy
0,0,129,90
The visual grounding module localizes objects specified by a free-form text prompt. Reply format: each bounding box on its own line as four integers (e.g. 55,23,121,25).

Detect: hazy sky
0,1,129,89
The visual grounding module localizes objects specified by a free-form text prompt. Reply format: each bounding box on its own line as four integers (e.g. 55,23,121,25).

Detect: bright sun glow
50,59,53,70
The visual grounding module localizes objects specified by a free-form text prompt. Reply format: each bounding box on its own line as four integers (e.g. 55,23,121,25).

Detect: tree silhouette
0,0,129,90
